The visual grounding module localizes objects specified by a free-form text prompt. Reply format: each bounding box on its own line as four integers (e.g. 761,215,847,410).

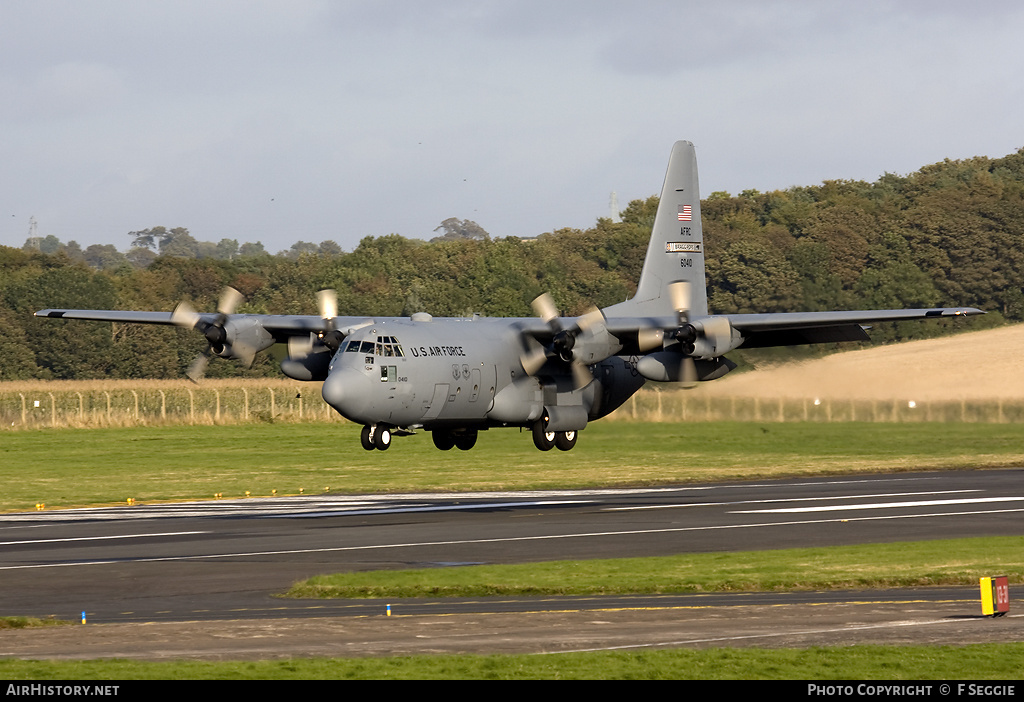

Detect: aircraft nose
321,368,371,421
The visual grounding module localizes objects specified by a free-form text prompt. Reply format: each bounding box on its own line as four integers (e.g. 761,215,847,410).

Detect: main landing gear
360,424,392,451
532,421,578,451
431,429,478,451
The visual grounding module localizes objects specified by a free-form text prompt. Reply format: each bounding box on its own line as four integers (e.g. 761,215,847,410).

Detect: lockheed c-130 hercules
36,141,983,452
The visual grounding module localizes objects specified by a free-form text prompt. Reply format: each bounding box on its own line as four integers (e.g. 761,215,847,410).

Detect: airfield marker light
245,491,250,498
35,503,44,511
813,399,821,406
908,401,917,409
386,604,391,617
81,611,86,625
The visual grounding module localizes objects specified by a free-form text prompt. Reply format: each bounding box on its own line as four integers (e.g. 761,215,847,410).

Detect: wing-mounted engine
518,293,623,389
280,290,361,382
634,282,742,385
172,287,275,381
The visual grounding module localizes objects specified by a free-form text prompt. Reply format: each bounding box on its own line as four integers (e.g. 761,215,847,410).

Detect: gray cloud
1,1,1022,252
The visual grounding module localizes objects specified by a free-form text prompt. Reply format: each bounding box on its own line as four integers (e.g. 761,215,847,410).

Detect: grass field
3,421,1024,513
2,644,1022,680
286,536,1024,598
2,420,1021,680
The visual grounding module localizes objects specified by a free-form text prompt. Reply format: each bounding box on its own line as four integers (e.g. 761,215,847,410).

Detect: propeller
666,281,698,388
317,289,345,352
287,289,344,360
171,286,246,382
519,293,603,389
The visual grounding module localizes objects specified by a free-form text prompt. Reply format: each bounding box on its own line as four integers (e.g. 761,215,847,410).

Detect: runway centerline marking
735,496,1024,514
2,506,1022,571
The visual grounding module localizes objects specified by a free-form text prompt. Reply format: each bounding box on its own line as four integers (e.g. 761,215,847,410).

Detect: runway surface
0,469,1021,659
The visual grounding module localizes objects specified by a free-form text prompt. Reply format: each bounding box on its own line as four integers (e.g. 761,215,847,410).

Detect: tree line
2,147,1021,380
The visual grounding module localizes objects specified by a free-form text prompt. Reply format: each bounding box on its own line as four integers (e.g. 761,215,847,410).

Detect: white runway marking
0,531,206,546
272,500,592,519
606,490,981,512
736,496,1024,514
2,506,1021,572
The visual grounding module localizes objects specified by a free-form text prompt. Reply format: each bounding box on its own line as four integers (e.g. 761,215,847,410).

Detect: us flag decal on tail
677,205,692,221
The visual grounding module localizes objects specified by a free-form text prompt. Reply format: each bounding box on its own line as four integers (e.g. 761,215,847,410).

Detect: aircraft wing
601,306,984,352
33,309,376,341
723,307,984,348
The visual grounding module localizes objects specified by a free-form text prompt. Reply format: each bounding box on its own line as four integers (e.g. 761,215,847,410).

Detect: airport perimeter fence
617,389,1024,425
0,381,340,430
2,383,1023,430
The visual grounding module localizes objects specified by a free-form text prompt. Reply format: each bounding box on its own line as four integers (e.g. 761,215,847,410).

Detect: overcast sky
2,1,1022,254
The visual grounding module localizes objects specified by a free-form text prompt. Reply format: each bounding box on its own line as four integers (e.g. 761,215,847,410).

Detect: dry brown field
705,323,1024,402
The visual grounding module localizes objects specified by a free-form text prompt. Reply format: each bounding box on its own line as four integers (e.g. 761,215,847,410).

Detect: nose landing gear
360,424,392,451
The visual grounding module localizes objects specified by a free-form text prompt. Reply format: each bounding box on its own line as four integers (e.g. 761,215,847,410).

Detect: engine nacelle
636,352,736,382
280,351,332,381
570,318,622,366
214,318,275,360
678,317,742,360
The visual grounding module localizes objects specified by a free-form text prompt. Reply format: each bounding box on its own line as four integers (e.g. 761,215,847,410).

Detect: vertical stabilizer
604,141,708,319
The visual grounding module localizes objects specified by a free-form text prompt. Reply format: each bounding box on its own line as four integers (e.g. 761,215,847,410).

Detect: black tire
360,425,376,451
555,430,578,451
454,431,477,451
432,431,456,451
373,425,392,451
532,420,555,451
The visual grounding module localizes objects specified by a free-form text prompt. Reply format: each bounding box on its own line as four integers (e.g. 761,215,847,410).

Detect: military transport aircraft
36,141,983,452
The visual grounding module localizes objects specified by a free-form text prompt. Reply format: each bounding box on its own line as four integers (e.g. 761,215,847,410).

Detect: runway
0,469,1021,658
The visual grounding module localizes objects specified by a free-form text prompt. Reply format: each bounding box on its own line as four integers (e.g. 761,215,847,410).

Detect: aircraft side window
359,341,374,354
345,341,360,352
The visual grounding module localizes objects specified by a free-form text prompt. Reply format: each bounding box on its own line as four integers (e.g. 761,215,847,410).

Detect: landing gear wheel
532,420,556,451
360,425,375,451
373,425,392,451
555,430,577,451
454,431,478,451
432,431,456,451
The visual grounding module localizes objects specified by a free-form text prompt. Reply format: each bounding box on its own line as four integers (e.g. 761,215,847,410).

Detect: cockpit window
376,336,404,358
341,336,404,357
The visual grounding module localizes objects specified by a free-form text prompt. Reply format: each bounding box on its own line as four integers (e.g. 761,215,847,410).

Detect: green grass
2,421,1023,512
286,537,1024,598
3,421,1022,679
1,644,1021,679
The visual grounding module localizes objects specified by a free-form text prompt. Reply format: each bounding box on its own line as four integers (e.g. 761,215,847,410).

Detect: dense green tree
431,218,489,242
